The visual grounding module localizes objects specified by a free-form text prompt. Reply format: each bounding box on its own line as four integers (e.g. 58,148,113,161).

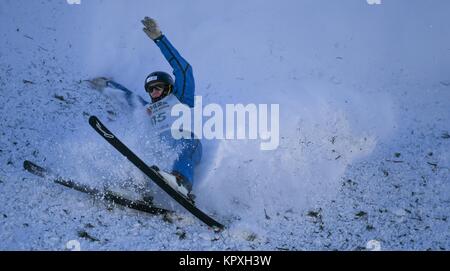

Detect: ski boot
151,167,195,203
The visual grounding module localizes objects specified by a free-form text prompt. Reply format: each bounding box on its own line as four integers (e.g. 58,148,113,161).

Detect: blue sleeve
106,80,149,107
154,35,195,107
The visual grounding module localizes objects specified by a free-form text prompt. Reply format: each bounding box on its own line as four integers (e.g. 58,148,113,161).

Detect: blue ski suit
106,35,201,188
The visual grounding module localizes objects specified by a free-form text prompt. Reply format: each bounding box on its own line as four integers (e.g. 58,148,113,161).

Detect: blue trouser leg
159,131,202,188
171,138,202,187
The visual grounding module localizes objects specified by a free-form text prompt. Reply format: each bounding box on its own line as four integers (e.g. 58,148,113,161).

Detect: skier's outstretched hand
86,77,110,91
142,17,162,40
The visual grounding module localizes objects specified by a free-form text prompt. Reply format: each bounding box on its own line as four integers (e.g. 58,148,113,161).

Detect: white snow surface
0,0,449,250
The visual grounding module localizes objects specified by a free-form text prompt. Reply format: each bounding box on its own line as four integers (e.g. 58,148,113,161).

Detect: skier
89,17,200,200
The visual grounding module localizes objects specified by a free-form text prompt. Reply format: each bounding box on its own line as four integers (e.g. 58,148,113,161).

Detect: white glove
141,17,162,40
87,77,110,91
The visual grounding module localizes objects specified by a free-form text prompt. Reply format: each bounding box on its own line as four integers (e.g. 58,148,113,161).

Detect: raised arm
154,35,195,107
142,17,195,107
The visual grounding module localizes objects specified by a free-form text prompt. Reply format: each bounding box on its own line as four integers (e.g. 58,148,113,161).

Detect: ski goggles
146,84,166,93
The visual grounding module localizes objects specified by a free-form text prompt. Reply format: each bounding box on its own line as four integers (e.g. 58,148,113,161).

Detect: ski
23,160,170,215
88,115,224,230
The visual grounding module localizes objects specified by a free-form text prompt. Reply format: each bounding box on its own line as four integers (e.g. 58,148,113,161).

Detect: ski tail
23,160,46,177
23,160,169,215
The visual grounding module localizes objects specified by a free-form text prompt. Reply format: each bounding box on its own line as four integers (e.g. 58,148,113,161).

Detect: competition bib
146,94,190,135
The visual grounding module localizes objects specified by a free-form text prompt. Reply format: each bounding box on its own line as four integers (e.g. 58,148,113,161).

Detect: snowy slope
0,0,449,250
